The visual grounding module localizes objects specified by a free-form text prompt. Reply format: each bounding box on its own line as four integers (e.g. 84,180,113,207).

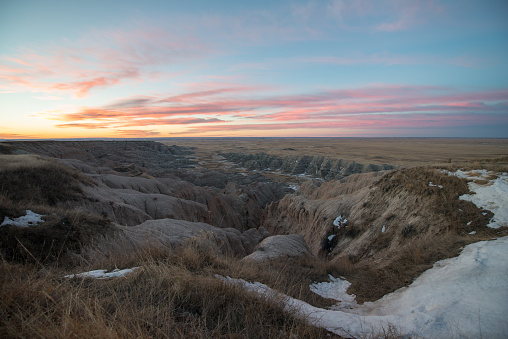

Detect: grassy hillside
1,242,342,338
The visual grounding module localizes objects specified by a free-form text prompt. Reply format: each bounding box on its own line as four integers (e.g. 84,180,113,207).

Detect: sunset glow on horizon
1,0,507,139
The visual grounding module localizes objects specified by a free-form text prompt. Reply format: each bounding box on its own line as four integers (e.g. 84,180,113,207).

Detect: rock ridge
219,152,395,180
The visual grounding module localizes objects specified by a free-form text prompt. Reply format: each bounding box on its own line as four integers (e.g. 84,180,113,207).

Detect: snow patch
216,237,508,338
310,274,358,310
468,231,476,235
447,170,508,228
382,225,386,233
333,215,347,229
428,182,443,188
1,210,44,227
327,234,336,241
65,267,140,279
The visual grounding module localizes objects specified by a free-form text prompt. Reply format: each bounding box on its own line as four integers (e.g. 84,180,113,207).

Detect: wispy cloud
299,53,480,67
0,132,38,139
114,129,163,138
329,0,444,32
37,82,508,136
0,26,209,97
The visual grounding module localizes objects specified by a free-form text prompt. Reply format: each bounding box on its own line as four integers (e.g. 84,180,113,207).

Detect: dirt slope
262,167,508,301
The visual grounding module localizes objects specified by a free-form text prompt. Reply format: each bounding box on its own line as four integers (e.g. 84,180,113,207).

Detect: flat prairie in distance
161,138,508,169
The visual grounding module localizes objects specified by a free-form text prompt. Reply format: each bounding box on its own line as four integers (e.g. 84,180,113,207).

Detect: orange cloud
114,130,162,138
36,83,508,137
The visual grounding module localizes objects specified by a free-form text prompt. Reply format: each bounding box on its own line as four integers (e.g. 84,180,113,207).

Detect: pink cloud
37,82,507,135
172,112,508,136
0,26,209,97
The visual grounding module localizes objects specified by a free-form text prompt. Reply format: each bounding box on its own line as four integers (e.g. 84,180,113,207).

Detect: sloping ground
88,219,270,260
2,140,508,338
74,171,288,232
262,167,508,301
0,154,118,265
221,236,508,338
0,141,295,267
4,140,196,176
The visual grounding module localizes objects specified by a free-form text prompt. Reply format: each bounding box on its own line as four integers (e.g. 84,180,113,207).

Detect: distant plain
161,137,508,169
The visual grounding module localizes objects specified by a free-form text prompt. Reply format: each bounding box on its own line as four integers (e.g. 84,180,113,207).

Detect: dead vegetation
0,239,341,339
0,209,115,266
0,154,94,207
0,154,116,266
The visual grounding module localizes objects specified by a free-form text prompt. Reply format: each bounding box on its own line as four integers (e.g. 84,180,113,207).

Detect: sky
1,0,507,139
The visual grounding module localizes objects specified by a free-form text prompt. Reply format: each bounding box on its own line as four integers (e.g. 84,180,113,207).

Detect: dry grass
2,139,505,337
0,154,115,267
328,166,508,302
435,156,508,173
0,208,116,266
0,154,94,207
87,235,342,310
0,240,338,339
162,137,508,169
0,150,342,338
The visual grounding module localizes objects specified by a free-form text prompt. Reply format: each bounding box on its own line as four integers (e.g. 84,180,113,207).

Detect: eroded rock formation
219,152,395,180
242,234,313,261
3,141,291,260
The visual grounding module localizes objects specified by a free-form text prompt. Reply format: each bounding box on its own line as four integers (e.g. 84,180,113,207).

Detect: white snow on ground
217,236,508,338
0,210,44,227
447,170,508,228
333,215,347,229
65,267,140,279
310,275,358,310
382,225,386,233
429,181,443,188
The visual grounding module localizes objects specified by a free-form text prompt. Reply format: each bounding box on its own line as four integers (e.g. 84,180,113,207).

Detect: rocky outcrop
73,172,282,232
219,152,395,180
7,141,290,232
87,219,270,259
262,167,494,264
261,167,503,299
242,234,312,261
262,172,385,255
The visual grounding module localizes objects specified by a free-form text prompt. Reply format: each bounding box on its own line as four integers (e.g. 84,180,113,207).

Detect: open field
160,137,508,168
